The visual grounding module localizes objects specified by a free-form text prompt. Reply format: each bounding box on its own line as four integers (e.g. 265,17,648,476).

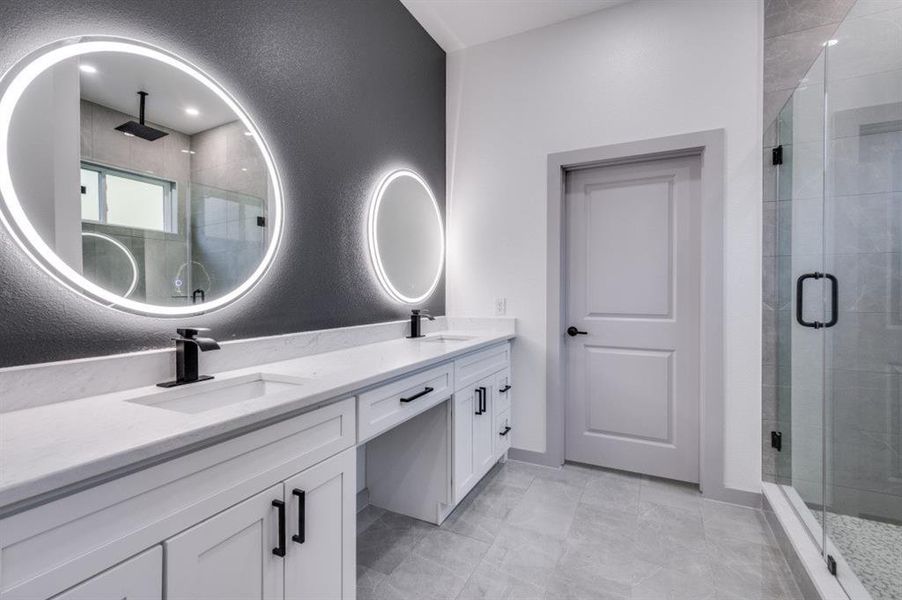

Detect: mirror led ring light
81,231,139,299
0,36,284,316
368,169,444,305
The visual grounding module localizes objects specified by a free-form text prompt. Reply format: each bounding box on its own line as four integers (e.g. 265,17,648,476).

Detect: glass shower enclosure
773,3,902,599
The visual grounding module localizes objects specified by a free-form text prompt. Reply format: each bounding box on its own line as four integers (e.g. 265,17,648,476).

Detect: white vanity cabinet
166,485,285,600
165,448,355,600
1,337,513,600
50,547,161,600
451,344,513,505
0,399,356,600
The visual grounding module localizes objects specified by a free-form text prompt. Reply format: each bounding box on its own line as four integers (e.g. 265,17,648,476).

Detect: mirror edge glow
0,36,284,316
368,169,444,305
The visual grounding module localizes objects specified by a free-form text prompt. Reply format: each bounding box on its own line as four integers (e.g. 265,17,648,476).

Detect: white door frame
533,129,751,505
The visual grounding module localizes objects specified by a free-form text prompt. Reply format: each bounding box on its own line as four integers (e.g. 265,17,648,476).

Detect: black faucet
157,327,221,388
407,309,435,339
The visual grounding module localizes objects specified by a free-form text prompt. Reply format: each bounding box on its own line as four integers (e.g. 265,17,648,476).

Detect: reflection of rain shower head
115,91,169,141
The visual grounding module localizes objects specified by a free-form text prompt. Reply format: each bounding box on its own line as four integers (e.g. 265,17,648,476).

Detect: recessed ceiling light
79,64,97,74
244,131,253,136
180,148,196,154
241,167,248,172
185,107,200,116
824,39,839,47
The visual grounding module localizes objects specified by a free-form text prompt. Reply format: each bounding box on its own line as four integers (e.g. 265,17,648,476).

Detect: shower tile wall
80,100,192,304
761,0,856,484
188,121,270,300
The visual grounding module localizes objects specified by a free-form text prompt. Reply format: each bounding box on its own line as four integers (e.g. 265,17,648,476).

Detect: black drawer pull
401,386,433,403
479,387,487,414
499,385,511,393
499,426,512,436
474,388,483,415
292,489,306,544
272,499,286,557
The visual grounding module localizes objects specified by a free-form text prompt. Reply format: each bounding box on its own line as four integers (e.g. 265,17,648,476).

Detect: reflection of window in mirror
80,164,177,232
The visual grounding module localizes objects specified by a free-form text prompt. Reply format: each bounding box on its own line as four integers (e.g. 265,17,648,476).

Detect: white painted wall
446,0,764,492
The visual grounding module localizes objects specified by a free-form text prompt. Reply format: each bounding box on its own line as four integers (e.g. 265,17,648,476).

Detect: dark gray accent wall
0,0,445,367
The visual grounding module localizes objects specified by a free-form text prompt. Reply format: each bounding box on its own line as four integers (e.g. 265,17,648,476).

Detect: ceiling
77,52,237,136
400,0,631,52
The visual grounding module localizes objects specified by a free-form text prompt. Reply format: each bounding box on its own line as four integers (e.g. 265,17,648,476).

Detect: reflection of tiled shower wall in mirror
80,99,191,304
188,121,270,302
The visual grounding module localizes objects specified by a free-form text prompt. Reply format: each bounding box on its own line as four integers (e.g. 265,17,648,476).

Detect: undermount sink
127,373,308,414
419,334,476,344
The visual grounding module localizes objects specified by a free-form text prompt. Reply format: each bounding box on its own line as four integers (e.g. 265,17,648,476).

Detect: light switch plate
494,297,507,316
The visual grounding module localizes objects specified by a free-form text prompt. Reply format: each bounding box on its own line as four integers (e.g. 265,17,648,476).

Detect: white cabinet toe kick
0,340,512,600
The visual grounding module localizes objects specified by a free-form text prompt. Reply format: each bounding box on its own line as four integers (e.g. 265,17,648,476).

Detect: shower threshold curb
762,482,867,600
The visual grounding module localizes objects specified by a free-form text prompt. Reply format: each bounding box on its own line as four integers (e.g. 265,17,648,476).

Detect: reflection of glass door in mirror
0,37,283,315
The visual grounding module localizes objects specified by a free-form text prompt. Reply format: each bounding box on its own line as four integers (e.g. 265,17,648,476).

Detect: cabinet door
52,547,161,600
165,485,285,600
473,377,495,476
283,448,356,600
453,387,480,502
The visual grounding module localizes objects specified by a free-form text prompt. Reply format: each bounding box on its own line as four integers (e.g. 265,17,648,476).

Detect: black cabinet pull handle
479,387,487,414
499,426,511,436
292,489,306,544
272,499,286,557
474,388,483,415
400,386,433,403
796,272,838,329
567,326,588,337
499,385,511,393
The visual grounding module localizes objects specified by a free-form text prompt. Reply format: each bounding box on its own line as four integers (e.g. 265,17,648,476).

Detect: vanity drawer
495,409,512,456
357,363,453,443
494,368,512,416
454,342,510,392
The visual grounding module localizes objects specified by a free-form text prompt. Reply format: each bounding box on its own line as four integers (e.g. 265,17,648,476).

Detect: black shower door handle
824,273,838,328
796,272,838,329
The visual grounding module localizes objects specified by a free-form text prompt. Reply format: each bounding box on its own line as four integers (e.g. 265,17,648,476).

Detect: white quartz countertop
0,330,514,513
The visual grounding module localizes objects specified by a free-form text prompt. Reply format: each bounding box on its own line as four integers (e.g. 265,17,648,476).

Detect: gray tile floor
357,460,806,599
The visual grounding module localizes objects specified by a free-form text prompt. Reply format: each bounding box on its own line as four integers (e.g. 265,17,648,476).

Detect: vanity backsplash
0,317,515,413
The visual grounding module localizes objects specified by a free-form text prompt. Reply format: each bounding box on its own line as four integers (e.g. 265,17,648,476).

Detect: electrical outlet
494,297,507,316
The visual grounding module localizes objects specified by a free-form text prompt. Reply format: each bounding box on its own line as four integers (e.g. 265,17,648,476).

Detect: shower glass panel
824,4,902,598
775,2,902,598
776,51,827,553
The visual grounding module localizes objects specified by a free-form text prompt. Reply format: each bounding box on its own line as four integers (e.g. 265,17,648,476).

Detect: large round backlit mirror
368,169,444,304
0,36,283,315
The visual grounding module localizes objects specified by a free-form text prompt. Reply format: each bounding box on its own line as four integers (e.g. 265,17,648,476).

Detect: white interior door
165,485,284,600
564,155,701,483
283,448,356,600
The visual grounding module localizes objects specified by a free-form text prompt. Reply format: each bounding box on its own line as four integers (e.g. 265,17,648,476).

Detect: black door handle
292,489,305,544
474,388,483,415
796,272,839,329
499,426,511,436
499,385,511,393
479,387,487,414
567,326,587,337
272,499,286,557
400,386,433,403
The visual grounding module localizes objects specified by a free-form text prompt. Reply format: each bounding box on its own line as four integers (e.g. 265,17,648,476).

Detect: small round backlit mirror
368,169,444,304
